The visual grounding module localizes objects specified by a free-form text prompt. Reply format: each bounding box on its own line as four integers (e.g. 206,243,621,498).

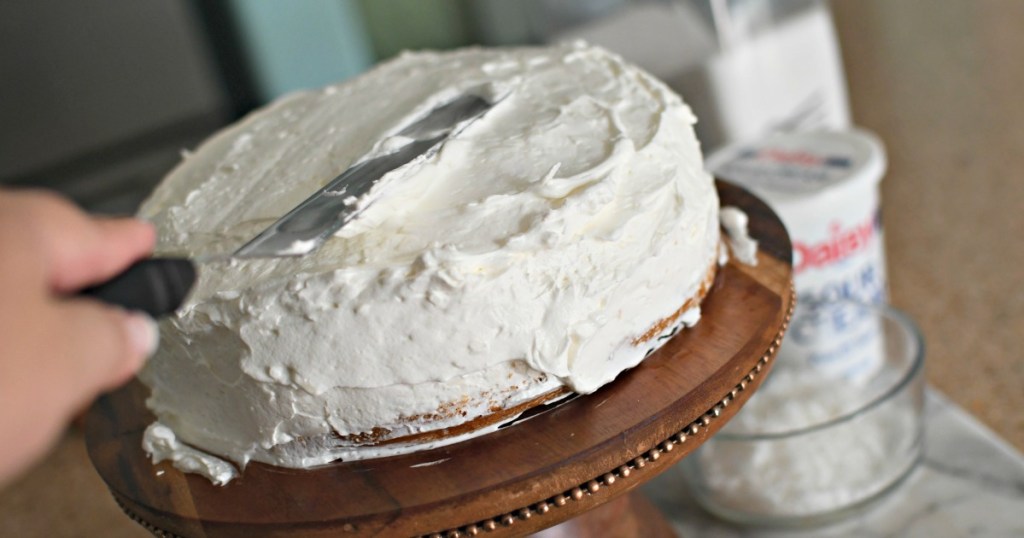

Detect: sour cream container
707,129,888,382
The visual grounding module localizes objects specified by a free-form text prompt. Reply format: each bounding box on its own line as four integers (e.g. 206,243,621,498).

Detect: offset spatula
80,94,499,317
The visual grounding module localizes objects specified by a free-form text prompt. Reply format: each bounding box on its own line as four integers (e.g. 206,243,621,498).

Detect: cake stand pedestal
86,181,794,538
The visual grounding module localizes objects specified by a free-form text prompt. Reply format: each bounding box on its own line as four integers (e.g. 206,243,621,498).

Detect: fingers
65,218,157,291
0,190,161,487
3,190,156,293
0,298,158,487
52,299,159,401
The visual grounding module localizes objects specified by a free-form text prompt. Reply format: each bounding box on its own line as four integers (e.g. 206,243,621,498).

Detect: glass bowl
680,300,925,527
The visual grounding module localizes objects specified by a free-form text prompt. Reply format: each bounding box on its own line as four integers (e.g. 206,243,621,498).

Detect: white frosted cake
138,42,721,484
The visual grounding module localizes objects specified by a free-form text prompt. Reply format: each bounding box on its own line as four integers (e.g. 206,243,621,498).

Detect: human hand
0,189,158,487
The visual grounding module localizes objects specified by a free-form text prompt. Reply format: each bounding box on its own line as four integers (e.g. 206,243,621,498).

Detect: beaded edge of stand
113,495,184,538
421,281,796,538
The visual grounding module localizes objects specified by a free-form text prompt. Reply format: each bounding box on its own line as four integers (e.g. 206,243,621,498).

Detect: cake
138,41,722,483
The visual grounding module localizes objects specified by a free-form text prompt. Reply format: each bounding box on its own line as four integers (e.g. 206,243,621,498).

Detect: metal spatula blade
234,93,497,259
76,94,499,317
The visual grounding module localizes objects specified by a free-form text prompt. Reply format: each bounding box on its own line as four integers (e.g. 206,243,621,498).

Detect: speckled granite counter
0,1,1021,536
831,0,1024,451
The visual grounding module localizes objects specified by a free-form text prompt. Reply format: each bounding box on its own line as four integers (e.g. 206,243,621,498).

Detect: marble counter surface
643,389,1024,537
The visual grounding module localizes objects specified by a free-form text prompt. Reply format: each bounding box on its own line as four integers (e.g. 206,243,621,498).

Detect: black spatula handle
79,258,196,318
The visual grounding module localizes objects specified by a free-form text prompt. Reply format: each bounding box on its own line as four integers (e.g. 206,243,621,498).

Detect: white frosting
720,206,758,265
138,42,720,476
142,422,238,486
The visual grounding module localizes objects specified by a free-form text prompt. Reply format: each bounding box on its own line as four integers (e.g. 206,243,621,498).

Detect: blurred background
1,1,1022,536
1,0,850,214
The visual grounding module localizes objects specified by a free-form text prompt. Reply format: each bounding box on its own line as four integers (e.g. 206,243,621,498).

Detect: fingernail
125,312,160,359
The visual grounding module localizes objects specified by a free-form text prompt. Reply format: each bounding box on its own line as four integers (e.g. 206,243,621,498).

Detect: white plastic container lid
706,128,886,203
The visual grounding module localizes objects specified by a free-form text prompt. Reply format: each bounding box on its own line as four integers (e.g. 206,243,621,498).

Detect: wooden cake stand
86,181,794,538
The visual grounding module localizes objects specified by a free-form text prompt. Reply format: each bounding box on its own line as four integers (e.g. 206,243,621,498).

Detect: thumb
54,300,159,401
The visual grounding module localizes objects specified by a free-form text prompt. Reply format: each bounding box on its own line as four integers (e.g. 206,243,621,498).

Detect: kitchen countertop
643,389,1024,537
831,0,1024,452
1,1,1021,536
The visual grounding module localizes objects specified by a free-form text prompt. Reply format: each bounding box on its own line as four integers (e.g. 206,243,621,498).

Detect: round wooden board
86,181,794,538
